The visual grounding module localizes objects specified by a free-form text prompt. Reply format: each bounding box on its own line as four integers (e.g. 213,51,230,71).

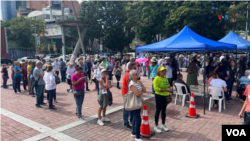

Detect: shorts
67,79,72,85
98,93,108,108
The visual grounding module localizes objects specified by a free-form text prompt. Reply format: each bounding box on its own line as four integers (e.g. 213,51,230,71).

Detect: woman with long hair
71,66,86,119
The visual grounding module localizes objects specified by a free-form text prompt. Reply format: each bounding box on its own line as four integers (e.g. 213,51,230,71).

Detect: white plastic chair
208,86,226,112
190,85,204,98
174,83,190,106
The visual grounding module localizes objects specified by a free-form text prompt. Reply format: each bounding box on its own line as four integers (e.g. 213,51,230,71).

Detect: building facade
0,0,16,21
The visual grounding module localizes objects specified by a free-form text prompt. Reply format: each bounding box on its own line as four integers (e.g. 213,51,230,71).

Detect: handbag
124,82,143,111
55,77,60,84
112,67,117,75
32,77,40,87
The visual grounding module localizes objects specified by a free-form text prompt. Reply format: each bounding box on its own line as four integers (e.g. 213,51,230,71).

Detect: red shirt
122,69,130,95
21,67,27,77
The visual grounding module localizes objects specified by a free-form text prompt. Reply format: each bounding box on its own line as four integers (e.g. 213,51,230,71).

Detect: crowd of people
1,52,250,141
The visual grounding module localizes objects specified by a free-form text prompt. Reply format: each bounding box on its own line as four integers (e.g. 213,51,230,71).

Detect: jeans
115,75,121,88
48,89,55,108
22,76,27,90
55,71,59,76
12,76,15,90
143,66,146,76
2,76,8,88
95,81,99,95
72,89,85,116
152,78,155,94
123,107,133,125
147,66,151,79
155,94,168,125
31,78,36,95
36,85,44,106
131,109,141,139
47,88,56,101
60,70,66,82
107,71,112,81
14,76,21,93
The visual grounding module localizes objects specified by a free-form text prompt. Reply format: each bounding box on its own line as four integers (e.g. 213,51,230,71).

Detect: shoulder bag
32,76,40,87
124,82,143,111
55,77,61,84
112,66,117,75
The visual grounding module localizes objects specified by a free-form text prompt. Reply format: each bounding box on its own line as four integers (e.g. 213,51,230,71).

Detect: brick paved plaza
1,67,243,141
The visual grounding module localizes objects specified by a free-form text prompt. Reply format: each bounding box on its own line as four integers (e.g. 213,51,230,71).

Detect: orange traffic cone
186,93,200,118
140,105,155,138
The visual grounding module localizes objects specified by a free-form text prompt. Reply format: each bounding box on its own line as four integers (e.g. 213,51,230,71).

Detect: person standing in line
97,69,112,126
83,59,90,91
238,85,250,125
1,64,9,89
71,67,86,120
59,58,66,82
126,58,135,71
170,54,180,84
101,58,106,68
30,61,36,97
146,56,151,79
11,62,15,91
128,70,146,141
41,59,47,71
153,66,173,133
66,63,75,93
44,65,57,110
136,61,142,80
14,62,22,93
90,64,103,95
65,59,70,77
106,57,114,83
53,58,60,77
122,60,128,76
21,62,27,91
165,59,173,86
185,56,188,68
27,61,32,94
239,55,246,78
142,59,147,77
187,59,199,88
33,61,46,108
114,61,122,89
178,54,184,71
122,63,136,129
87,57,92,81
150,57,159,94
229,60,237,99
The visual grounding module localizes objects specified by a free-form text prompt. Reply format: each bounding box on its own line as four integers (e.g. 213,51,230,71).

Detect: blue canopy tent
219,31,250,50
136,26,236,52
135,26,237,115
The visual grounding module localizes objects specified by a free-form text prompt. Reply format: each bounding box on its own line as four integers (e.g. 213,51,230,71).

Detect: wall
26,1,80,16
1,27,8,58
8,49,35,61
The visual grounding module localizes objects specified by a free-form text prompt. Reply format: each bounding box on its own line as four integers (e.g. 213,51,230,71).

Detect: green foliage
80,1,135,54
1,16,46,51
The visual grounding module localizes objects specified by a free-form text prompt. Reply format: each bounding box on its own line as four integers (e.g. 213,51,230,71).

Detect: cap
159,66,167,71
101,69,107,73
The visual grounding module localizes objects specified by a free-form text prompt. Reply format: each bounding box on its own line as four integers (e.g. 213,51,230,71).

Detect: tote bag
124,81,143,111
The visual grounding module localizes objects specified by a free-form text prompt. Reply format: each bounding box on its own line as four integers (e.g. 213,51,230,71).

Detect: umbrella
136,58,148,63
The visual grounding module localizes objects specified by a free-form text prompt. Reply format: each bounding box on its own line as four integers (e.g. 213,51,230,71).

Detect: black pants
87,71,91,80
14,76,21,92
155,94,168,125
210,95,222,104
115,75,121,88
48,89,55,108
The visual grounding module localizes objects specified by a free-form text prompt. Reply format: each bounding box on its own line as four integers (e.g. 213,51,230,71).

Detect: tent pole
203,51,206,115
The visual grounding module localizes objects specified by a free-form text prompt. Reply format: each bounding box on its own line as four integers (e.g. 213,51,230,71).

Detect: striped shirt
128,81,142,94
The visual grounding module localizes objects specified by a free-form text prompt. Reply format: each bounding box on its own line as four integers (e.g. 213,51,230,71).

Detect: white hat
101,69,107,73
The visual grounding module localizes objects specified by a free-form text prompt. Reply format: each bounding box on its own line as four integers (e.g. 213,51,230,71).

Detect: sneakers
131,134,135,138
101,117,110,122
135,138,143,141
161,125,169,132
78,116,84,120
69,89,72,92
123,124,132,129
97,119,104,126
154,126,162,133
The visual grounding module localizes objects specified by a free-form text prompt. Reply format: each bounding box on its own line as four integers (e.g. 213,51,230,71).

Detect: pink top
243,85,250,112
145,60,150,67
71,73,85,89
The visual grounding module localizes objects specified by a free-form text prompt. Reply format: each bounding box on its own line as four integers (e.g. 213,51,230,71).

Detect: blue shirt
106,62,114,72
239,76,249,86
14,66,22,76
150,64,159,78
59,61,66,70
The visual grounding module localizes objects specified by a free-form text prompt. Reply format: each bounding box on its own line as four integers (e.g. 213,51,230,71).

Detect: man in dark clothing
170,54,180,83
174,74,190,94
115,55,121,64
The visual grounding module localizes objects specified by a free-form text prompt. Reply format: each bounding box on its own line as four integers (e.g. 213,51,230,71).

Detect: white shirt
53,61,60,71
166,65,173,78
210,79,227,96
126,62,130,70
66,67,75,79
93,69,102,80
43,72,56,90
